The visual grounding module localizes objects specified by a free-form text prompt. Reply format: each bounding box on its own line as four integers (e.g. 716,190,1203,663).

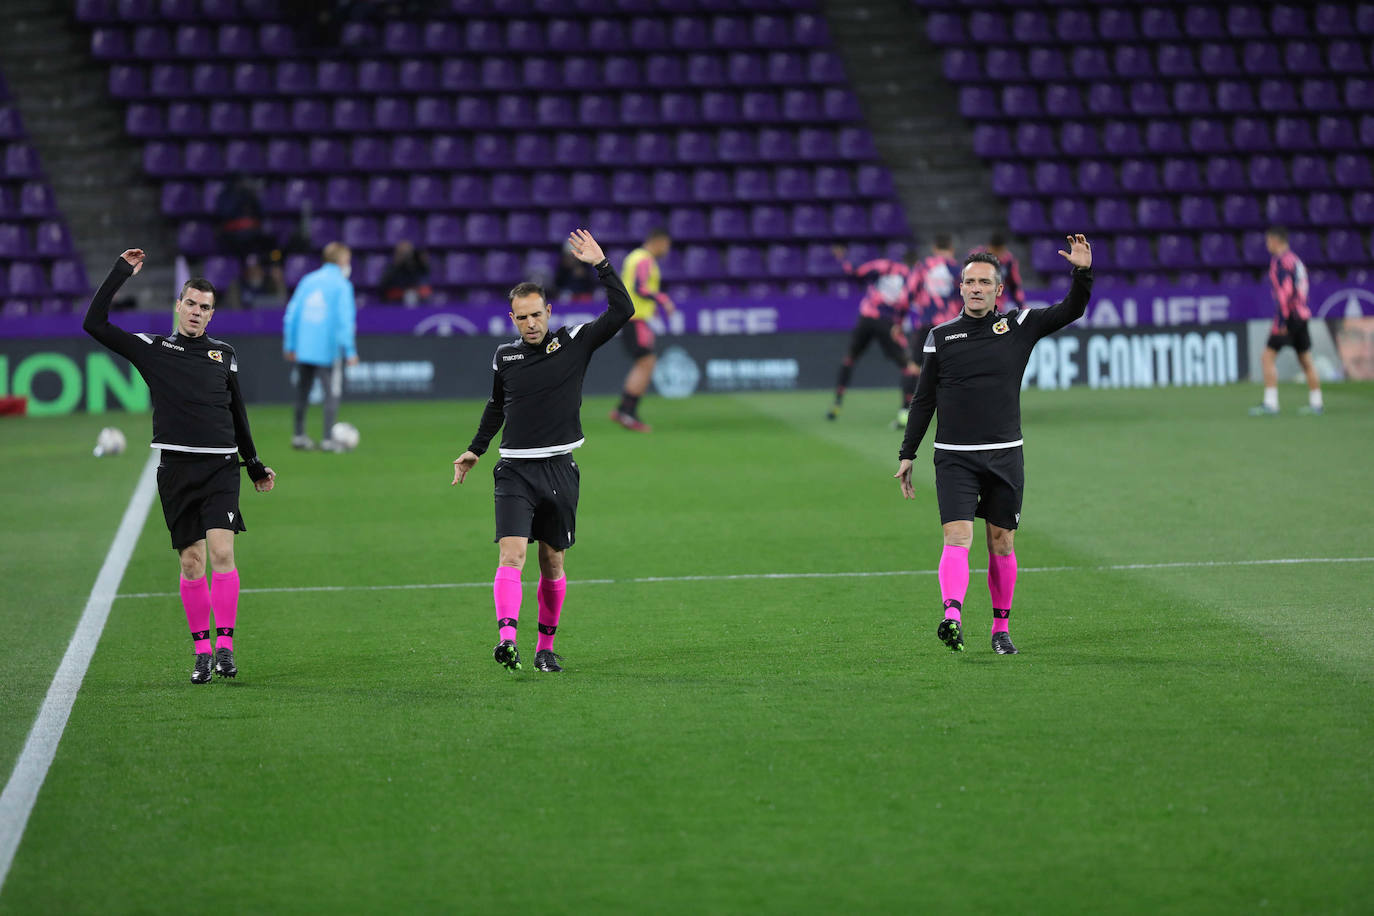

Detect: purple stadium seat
1050,85,1089,119
1034,161,1073,194
133,24,172,57
1145,120,1187,154
1120,159,1160,192
160,180,197,216
1103,121,1143,155
1352,192,1374,225
798,127,838,160
1052,198,1091,229
644,53,685,88
1347,77,1374,109
668,207,707,240
693,168,733,203
1008,200,1047,234
507,211,545,245
1076,160,1117,194
603,55,642,89
711,207,750,241
822,88,861,122
735,167,774,201
1316,3,1357,35
125,102,162,137
1173,82,1212,115
1157,43,1196,77
1362,115,1374,147
1028,47,1069,81
1307,192,1348,225
611,171,650,205
831,203,868,236
1216,80,1256,113
8,262,47,297
446,173,488,210
532,171,571,205
1286,41,1325,76
712,15,753,51
1232,117,1273,151
332,98,370,132
233,62,272,95
339,21,378,52
481,59,519,91
366,176,406,212
142,140,180,175
441,250,477,285
439,58,477,91
1200,233,1242,267
1143,6,1181,39
1137,197,1177,230
1329,39,1369,73
1334,153,1373,187
1093,7,1137,41
717,128,756,163
166,101,205,135
359,60,398,93
986,49,1025,81
316,60,354,94
766,244,805,278
973,124,1011,157
226,138,263,172
1055,8,1094,41
150,63,190,97
743,91,782,122
968,11,1008,43
1227,6,1268,37
464,212,504,244
943,49,980,82
489,172,530,207
1291,155,1332,188
960,87,999,119
545,18,583,52
728,52,765,85
307,137,346,172
1015,123,1056,156
1003,85,1042,117
1113,236,1154,270
634,130,670,164
1179,195,1221,228
1249,155,1290,189
1158,234,1198,268
1275,117,1316,151
808,49,845,84
1071,47,1111,80
484,252,521,285
682,245,723,279
455,97,494,128
1059,121,1100,156
1258,79,1301,112
577,94,617,127
34,221,73,258
1327,230,1366,262
1222,194,1263,226
464,19,502,52
794,12,829,47
323,177,363,214
1204,156,1249,192
1273,4,1310,34
1130,82,1171,116
1243,42,1283,76
1012,9,1053,43
1302,79,1343,112
591,131,630,166
815,166,854,199
258,22,294,56
1114,46,1154,78
496,94,535,128
397,60,437,92
767,127,804,161
684,53,723,86
926,12,964,44
753,205,788,239
1183,117,1228,154
1087,83,1126,115
91,27,128,59
182,141,223,176
648,169,687,204
992,162,1028,195
1092,198,1132,231
1198,43,1241,77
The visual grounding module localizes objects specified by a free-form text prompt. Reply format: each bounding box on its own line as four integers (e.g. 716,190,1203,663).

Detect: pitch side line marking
115,556,1374,599
0,453,159,891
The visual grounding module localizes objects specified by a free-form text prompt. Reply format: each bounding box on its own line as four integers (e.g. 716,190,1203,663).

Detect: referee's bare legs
177,528,242,672
937,521,1018,648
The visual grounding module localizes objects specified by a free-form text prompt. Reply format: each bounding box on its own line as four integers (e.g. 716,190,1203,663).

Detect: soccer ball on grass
93,427,127,457
330,422,360,451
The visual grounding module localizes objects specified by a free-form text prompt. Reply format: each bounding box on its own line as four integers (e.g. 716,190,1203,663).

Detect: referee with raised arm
452,230,633,673
895,234,1093,655
84,249,276,684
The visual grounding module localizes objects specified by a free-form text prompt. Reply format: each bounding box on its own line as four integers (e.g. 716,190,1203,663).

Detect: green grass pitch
1,383,1371,914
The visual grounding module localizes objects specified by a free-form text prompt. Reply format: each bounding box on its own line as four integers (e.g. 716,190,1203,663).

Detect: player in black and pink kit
902,234,963,427
896,236,1093,656
1250,226,1324,416
825,245,920,423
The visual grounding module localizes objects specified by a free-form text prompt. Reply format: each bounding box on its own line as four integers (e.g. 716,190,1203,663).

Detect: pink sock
179,575,213,654
494,566,522,643
938,545,970,621
211,569,240,649
536,576,567,653
988,553,1017,634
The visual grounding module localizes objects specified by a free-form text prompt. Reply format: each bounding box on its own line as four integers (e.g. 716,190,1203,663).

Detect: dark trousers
293,360,342,439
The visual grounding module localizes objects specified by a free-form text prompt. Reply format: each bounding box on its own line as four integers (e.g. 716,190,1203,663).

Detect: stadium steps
0,0,177,307
817,0,1034,278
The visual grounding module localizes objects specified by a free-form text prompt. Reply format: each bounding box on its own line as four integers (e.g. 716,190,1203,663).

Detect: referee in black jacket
452,230,633,673
896,234,1093,656
84,249,276,685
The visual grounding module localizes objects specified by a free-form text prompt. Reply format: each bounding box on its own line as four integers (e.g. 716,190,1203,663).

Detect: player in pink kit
970,232,1026,310
1250,226,1323,417
900,234,962,427
826,245,920,423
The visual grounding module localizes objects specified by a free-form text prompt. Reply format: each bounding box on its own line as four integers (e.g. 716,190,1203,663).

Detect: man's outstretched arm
83,249,149,362
568,229,635,350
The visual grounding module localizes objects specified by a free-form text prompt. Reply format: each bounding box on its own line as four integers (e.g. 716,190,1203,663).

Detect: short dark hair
508,281,546,304
962,251,1003,284
989,231,1007,248
933,233,953,250
178,277,216,304
645,226,670,242
1265,225,1288,241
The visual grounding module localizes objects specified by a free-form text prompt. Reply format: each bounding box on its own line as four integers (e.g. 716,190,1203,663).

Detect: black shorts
1267,315,1312,354
156,451,245,551
620,319,656,360
493,453,580,550
846,316,908,367
933,446,1024,530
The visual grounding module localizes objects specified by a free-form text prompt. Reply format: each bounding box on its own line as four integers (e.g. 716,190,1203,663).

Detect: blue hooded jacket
283,262,356,366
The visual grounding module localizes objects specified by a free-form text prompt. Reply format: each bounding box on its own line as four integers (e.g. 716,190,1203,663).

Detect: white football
94,426,126,457
330,421,360,450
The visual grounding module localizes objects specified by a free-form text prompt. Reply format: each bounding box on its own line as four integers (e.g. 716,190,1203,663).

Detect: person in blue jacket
283,242,358,451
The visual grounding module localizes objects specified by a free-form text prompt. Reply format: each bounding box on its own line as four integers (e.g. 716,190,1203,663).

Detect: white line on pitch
114,556,1374,600
0,452,158,890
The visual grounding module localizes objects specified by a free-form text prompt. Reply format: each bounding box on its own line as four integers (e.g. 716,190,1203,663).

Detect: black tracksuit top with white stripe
83,258,260,460
899,267,1093,460
468,259,633,459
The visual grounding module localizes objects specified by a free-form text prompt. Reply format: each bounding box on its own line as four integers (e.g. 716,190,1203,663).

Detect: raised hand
1057,234,1092,269
120,248,146,276
452,451,479,485
567,229,605,265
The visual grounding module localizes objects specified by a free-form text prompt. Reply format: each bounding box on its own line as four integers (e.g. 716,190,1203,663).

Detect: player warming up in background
283,242,358,451
903,234,963,428
612,227,675,432
452,230,633,673
1250,226,1323,417
895,235,1093,655
84,249,276,684
826,245,919,423
970,232,1027,311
